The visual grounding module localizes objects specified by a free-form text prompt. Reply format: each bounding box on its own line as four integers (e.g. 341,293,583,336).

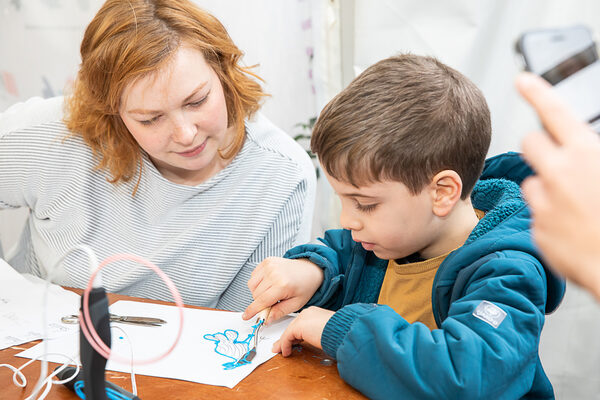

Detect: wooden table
0,290,366,399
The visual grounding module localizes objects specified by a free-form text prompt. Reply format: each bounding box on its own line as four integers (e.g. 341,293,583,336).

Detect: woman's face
119,45,234,185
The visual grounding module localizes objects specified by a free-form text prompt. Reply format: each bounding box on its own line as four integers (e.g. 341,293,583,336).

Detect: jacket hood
437,152,564,315
480,151,534,184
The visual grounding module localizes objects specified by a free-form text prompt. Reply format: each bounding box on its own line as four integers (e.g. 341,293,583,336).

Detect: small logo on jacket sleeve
472,300,507,328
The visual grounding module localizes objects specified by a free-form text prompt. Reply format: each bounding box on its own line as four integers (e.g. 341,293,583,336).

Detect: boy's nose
339,209,362,231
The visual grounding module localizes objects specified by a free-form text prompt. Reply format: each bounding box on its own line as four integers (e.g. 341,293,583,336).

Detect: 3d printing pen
238,307,271,364
75,273,139,399
55,366,140,400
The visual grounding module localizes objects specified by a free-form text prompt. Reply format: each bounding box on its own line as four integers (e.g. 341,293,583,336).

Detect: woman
0,0,315,310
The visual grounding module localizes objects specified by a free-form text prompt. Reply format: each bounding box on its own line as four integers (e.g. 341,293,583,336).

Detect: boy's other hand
242,257,324,324
272,306,334,356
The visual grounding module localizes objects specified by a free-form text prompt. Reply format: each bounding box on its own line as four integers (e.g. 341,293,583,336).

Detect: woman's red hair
65,0,266,191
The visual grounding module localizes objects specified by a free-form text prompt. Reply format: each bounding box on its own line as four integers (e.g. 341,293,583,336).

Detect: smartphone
516,25,600,132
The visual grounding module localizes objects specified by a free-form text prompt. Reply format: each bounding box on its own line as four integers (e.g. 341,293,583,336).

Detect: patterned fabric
0,97,316,311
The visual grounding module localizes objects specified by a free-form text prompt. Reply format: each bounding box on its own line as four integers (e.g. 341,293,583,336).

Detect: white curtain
350,0,600,156
0,0,322,136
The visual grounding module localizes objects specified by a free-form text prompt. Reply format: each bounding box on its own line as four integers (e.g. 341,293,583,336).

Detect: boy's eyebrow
339,192,378,199
126,82,208,115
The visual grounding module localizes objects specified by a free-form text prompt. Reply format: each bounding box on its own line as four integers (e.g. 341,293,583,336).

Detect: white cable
0,363,27,387
2,245,142,398
24,352,79,400
0,351,79,400
28,244,98,400
111,325,138,396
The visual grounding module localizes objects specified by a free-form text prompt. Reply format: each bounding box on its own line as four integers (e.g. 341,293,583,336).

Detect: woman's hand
518,72,600,300
272,306,335,356
243,257,324,324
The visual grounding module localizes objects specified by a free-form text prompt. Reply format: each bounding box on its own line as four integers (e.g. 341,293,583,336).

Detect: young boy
243,55,564,399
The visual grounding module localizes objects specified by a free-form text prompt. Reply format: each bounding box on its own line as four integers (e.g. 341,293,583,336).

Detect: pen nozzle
256,307,271,325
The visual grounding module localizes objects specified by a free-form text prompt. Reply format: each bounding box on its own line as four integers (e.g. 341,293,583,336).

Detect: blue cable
72,378,138,400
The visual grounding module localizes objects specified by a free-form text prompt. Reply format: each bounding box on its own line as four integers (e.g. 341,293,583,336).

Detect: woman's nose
172,116,197,145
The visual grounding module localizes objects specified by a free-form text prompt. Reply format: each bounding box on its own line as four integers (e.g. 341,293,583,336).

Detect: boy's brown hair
311,54,491,199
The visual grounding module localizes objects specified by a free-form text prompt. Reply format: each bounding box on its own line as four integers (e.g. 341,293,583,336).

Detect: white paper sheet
17,300,294,389
0,259,79,349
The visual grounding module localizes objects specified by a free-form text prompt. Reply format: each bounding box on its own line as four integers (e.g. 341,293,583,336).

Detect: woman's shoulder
0,96,94,169
244,113,315,179
0,96,66,136
0,96,84,149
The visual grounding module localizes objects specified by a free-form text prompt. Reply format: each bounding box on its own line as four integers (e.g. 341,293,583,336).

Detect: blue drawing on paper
204,322,260,370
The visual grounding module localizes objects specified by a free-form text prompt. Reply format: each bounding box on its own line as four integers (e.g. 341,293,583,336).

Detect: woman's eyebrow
181,82,208,104
126,82,208,115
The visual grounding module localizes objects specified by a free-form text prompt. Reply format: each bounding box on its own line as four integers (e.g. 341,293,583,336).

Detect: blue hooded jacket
284,152,565,399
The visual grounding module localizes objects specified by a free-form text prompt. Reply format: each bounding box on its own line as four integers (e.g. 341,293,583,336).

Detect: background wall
1,1,600,397
350,0,600,156
0,0,322,136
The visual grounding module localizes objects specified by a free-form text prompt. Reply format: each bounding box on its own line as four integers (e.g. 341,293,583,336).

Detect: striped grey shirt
0,97,316,311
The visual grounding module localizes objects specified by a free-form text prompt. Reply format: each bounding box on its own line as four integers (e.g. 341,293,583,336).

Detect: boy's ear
429,170,463,217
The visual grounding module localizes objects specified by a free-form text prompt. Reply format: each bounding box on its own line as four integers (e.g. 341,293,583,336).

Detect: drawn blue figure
204,323,260,370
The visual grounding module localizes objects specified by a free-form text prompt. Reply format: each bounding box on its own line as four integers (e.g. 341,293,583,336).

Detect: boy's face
325,171,442,260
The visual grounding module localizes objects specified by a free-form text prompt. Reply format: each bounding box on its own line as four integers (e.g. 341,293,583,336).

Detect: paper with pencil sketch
0,258,79,350
17,300,294,388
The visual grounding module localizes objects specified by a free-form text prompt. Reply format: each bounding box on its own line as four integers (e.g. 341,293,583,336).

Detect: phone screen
516,25,600,132
541,45,597,84
517,26,597,77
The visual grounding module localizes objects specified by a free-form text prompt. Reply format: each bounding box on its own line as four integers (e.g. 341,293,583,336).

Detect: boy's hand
272,306,334,356
243,257,324,324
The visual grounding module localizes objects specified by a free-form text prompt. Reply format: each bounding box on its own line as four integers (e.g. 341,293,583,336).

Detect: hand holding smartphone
516,25,600,132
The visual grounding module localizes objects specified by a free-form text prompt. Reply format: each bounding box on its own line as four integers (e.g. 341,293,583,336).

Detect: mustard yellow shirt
377,209,485,330
377,253,450,330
